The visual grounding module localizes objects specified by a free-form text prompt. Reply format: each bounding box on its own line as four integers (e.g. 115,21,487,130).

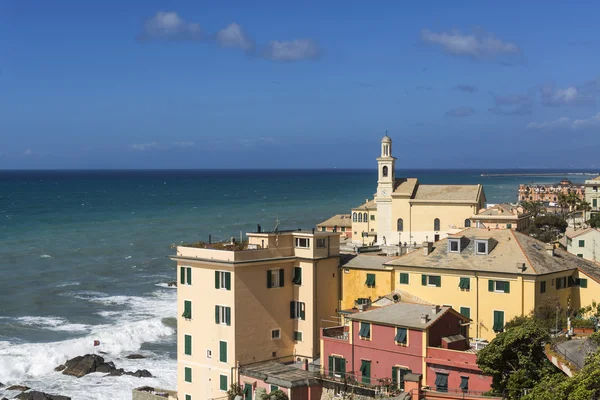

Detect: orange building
518,179,584,204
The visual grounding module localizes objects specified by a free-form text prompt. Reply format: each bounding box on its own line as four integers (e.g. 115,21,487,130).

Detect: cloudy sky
1,1,599,169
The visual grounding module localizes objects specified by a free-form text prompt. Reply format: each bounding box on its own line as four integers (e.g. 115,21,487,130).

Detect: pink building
321,302,493,396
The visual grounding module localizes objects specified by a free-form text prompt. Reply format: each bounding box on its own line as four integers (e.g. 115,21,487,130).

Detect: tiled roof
566,227,600,239
412,184,482,203
339,253,396,270
317,214,353,228
239,361,319,388
393,178,419,196
352,199,377,210
348,302,466,330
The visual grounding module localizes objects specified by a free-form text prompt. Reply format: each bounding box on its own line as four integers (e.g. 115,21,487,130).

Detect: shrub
571,318,595,329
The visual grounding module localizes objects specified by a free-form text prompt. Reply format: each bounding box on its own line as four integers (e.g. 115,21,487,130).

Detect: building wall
473,218,524,231
566,230,600,262
585,181,600,220
571,271,600,312
351,209,377,244
427,311,465,347
426,348,492,393
238,376,291,398
314,257,342,353
519,184,585,203
340,268,393,310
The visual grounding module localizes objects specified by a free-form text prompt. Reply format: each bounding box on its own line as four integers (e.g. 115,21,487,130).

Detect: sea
0,169,596,400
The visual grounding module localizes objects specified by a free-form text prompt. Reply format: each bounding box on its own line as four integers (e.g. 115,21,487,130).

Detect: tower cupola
381,133,392,157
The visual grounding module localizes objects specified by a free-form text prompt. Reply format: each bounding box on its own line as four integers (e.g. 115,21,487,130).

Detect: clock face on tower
382,190,388,196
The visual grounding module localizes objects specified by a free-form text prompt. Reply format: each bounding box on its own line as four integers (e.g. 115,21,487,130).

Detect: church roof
352,199,377,210
393,178,419,196
412,184,483,203
317,214,353,228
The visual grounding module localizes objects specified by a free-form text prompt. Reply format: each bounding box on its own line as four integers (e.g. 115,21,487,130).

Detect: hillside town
149,136,600,400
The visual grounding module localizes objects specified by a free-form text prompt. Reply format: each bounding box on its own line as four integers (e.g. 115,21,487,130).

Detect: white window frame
448,239,460,253
291,301,306,320
295,237,310,248
216,305,229,325
271,329,281,340
475,240,488,255
316,238,327,248
217,271,228,290
427,275,438,286
206,349,212,359
182,266,191,285
269,269,281,288
332,355,344,378
494,280,506,293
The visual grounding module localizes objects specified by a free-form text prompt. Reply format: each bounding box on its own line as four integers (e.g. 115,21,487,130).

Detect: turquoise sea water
0,169,593,399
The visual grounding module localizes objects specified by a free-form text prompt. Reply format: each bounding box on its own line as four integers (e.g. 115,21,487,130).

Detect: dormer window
448,239,460,253
475,240,488,255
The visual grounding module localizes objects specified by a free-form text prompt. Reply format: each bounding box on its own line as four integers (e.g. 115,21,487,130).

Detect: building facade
566,228,600,262
351,135,486,247
470,203,531,231
171,229,340,400
584,176,600,220
518,179,585,204
316,214,353,239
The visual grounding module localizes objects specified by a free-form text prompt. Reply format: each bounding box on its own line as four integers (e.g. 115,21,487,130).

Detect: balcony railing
319,370,401,395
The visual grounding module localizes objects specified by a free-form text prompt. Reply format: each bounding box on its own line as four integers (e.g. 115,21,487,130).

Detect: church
351,134,487,246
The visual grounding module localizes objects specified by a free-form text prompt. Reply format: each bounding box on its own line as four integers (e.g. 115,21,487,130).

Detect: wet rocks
54,365,66,372
125,354,146,359
127,369,152,378
15,391,71,400
58,354,152,378
167,281,177,287
6,385,30,392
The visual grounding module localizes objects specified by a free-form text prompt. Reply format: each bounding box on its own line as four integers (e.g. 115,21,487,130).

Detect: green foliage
571,318,595,329
522,213,568,243
506,297,567,332
227,383,243,400
266,390,289,400
504,315,530,330
588,331,600,346
476,319,556,398
589,213,600,228
521,201,546,219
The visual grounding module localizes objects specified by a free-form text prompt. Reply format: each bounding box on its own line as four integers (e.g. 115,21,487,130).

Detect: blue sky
1,0,600,169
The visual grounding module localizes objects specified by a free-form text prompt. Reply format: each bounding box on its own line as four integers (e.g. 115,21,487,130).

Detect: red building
321,301,493,396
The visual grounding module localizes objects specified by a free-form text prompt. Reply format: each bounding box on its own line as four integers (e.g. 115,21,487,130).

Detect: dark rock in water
6,385,30,391
108,368,125,376
167,281,177,287
54,365,66,372
125,354,145,359
98,351,108,355
95,362,116,373
62,354,106,378
126,369,153,378
0,381,3,387
15,391,71,400
135,386,154,392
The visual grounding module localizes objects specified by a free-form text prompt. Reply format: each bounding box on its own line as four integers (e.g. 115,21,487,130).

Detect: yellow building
385,228,600,341
338,253,396,309
352,135,487,246
470,203,531,231
170,229,340,400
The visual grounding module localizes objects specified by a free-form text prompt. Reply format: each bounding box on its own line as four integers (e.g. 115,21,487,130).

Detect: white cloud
573,112,600,128
264,39,319,62
421,28,520,63
527,117,571,130
139,11,201,41
131,142,159,151
173,141,195,148
216,23,253,51
527,113,600,130
24,149,33,156
540,84,595,107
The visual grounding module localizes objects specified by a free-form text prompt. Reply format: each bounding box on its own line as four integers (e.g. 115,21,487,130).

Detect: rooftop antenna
274,216,279,233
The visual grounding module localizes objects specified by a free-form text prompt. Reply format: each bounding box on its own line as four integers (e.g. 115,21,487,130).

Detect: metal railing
551,343,586,370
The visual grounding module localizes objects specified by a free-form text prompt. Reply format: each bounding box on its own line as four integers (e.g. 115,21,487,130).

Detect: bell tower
376,133,396,246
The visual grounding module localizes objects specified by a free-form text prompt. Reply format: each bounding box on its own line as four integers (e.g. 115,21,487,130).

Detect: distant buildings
316,214,352,239
470,203,531,231
351,135,486,247
565,228,600,262
584,175,600,220
518,179,585,204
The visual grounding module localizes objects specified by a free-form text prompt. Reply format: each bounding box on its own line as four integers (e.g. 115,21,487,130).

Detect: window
185,395,191,400
328,356,346,378
476,240,488,255
215,271,231,290
459,277,470,291
594,199,598,207
267,269,284,288
352,212,357,222
358,322,371,339
488,280,510,293
357,298,369,305
397,218,404,232
577,254,583,258
219,341,227,363
382,166,388,177
360,360,371,384
579,240,585,248
370,214,375,221
215,305,231,325
399,273,409,284
465,219,471,228
294,331,303,341
271,329,281,340
180,266,192,285
243,384,253,400
358,213,363,222
422,274,441,287
434,218,440,231
184,367,192,383
206,350,212,359
579,278,588,288
506,223,512,229
395,327,407,345
290,301,306,320
321,227,326,232
493,310,505,332
182,300,192,319
567,237,573,246
460,307,470,319
365,273,376,287
540,281,546,294
595,186,599,192
220,375,228,391
295,237,310,248
460,376,469,391
556,276,567,290
363,213,367,222
392,367,412,390
270,385,279,392
435,373,448,392
184,334,192,355
316,238,326,248
448,239,460,253
292,267,302,285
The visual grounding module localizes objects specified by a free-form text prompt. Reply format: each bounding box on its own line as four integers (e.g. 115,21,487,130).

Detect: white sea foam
125,256,132,259
15,316,92,332
40,254,52,258
155,283,176,289
55,281,81,288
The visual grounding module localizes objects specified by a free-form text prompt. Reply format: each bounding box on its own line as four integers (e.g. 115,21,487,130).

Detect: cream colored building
584,175,600,220
566,228,600,262
470,203,531,231
352,135,486,246
170,229,340,400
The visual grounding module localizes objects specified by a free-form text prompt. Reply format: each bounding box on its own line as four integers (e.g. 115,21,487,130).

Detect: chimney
516,262,527,272
257,224,261,233
545,243,555,257
432,305,440,314
312,228,315,234
423,242,433,256
421,313,429,324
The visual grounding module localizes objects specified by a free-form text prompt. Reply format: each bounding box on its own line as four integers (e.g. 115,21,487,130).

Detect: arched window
382,166,388,177
434,218,440,231
358,213,363,222
363,213,368,222
352,212,357,222
465,219,471,228
397,218,404,232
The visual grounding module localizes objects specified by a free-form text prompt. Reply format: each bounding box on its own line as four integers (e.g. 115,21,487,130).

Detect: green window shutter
422,274,427,286
594,199,598,207
215,305,220,324
504,281,510,293
293,267,302,285
279,269,284,287
183,300,191,319
270,385,279,392
488,280,494,292
436,276,441,287
180,267,185,285
339,357,346,377
226,307,231,326
579,240,585,247
186,395,191,400
580,278,588,288
244,384,253,400
184,334,192,355
215,271,220,289
506,223,512,229
225,272,231,290
220,375,228,391
328,356,334,377
267,270,272,288
290,301,296,319
400,273,409,284
493,311,504,332
460,307,470,319
362,361,371,384
219,341,227,363
184,367,192,382
364,323,370,338
300,302,305,320
392,366,398,385
186,268,192,285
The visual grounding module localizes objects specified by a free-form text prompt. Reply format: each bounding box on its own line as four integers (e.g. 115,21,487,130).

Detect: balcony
322,326,349,341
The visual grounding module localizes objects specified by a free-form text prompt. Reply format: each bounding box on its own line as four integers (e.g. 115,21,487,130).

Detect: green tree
227,383,243,400
476,319,556,398
588,213,600,228
266,390,289,400
521,201,546,219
